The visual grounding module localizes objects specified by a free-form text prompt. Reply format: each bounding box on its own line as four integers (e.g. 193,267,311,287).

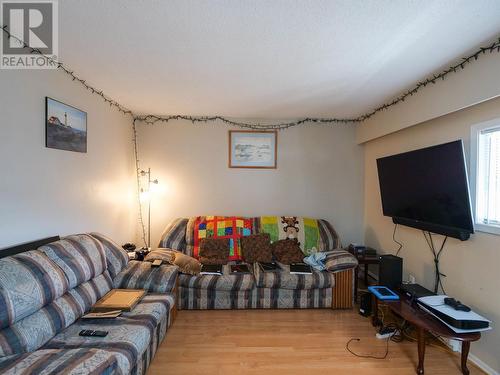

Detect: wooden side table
347,249,379,301
372,294,481,375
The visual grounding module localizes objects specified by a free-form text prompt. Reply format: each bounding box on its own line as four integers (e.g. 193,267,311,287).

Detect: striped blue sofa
0,233,178,375
160,216,358,310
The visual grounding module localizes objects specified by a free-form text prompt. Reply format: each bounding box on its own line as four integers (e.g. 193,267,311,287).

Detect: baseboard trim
468,353,499,375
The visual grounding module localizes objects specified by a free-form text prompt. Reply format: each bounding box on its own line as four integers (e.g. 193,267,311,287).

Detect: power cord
345,322,402,360
422,231,448,294
393,223,403,256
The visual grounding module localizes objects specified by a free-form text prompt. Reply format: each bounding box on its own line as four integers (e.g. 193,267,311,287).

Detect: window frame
470,118,500,236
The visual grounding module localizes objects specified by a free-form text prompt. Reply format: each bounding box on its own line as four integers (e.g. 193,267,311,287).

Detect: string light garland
3,24,500,243
133,36,500,129
1,24,133,116
3,24,500,130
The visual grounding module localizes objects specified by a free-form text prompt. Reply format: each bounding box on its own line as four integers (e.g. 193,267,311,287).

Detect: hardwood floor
148,309,485,375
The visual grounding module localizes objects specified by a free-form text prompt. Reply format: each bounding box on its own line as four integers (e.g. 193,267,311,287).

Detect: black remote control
444,297,471,312
79,329,108,337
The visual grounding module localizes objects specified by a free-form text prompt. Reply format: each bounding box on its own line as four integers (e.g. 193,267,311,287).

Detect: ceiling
59,0,500,119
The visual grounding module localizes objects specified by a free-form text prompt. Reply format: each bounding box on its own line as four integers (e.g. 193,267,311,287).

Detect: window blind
477,127,500,225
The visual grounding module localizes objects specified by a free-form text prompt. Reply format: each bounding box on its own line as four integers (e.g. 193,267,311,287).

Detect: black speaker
379,254,403,289
359,292,372,317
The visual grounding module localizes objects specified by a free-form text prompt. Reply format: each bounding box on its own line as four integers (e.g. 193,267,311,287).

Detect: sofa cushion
0,250,69,330
0,271,113,357
113,261,179,294
178,264,255,291
42,294,174,372
90,232,129,278
158,218,188,251
0,348,130,375
271,239,304,264
173,252,202,275
199,238,230,265
253,263,335,290
240,233,273,263
324,250,358,273
39,234,107,289
144,248,176,264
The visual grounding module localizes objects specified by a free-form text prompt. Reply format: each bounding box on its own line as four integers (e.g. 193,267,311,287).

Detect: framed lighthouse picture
45,97,87,153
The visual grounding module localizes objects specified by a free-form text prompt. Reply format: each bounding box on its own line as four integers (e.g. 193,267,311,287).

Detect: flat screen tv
376,140,474,240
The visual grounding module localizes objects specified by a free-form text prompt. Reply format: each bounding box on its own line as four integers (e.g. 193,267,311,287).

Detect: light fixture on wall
139,168,158,249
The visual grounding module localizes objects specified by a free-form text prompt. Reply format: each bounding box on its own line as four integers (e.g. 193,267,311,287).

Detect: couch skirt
178,287,332,310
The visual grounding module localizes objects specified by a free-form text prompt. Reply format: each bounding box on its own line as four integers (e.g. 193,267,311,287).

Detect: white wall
357,52,500,144
0,69,136,248
136,120,364,248
363,96,500,373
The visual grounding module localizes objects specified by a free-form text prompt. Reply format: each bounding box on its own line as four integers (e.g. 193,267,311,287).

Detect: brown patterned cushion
199,238,230,265
173,252,202,275
271,239,304,264
240,233,272,263
144,248,176,264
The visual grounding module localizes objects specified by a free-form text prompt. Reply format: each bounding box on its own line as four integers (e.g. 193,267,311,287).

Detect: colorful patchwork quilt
193,216,253,261
260,216,321,256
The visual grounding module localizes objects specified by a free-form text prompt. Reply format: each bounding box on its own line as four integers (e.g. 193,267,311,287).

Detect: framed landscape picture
46,97,87,153
229,130,277,168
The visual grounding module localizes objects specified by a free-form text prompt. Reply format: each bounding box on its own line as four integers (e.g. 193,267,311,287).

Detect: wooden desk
372,294,480,375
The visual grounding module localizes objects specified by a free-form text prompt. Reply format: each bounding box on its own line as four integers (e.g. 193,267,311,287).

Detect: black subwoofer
378,254,403,289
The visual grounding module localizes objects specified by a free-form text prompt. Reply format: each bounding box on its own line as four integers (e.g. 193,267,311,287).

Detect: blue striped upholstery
113,261,178,294
0,271,113,356
178,286,332,309
0,250,69,330
158,218,188,251
42,294,174,373
39,234,108,289
253,262,335,290
0,233,176,374
0,348,127,375
90,232,129,278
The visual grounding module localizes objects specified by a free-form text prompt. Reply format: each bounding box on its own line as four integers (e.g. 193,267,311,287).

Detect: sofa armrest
324,249,358,273
113,260,178,294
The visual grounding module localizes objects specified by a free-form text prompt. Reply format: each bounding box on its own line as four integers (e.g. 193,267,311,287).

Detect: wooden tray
92,289,146,312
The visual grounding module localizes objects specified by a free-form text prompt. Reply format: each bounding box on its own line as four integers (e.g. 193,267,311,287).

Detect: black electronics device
378,254,402,290
348,244,377,257
444,297,471,312
79,329,108,337
258,262,281,272
230,264,251,274
200,264,223,275
359,292,372,317
399,283,435,299
289,263,312,274
376,140,474,240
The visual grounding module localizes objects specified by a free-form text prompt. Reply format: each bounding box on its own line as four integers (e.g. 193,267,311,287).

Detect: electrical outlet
439,337,461,352
409,274,416,284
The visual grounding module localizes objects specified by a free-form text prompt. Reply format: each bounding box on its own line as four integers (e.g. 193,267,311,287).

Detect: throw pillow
199,238,230,265
144,248,177,264
271,239,304,264
240,233,272,263
173,252,202,275
324,250,358,273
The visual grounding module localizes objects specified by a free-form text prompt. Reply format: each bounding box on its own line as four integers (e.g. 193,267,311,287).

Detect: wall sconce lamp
139,168,158,249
